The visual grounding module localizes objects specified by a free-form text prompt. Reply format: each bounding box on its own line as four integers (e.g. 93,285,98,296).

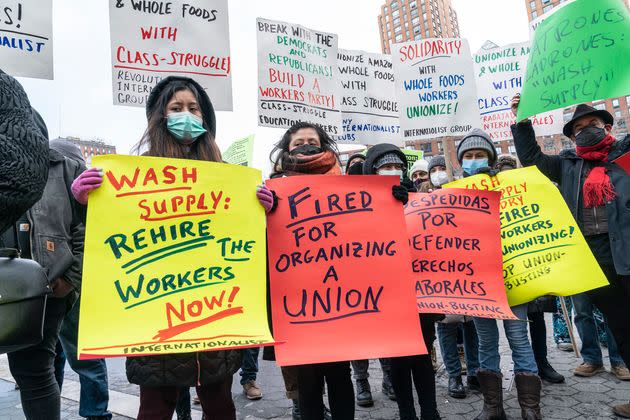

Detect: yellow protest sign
78,155,273,359
446,166,608,306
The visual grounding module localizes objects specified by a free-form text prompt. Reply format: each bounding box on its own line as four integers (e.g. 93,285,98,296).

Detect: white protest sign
334,49,401,146
474,42,563,142
109,0,232,110
393,38,480,141
257,18,341,135
0,0,53,79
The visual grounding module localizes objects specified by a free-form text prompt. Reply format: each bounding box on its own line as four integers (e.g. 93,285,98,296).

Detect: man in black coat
511,96,630,418
0,69,49,234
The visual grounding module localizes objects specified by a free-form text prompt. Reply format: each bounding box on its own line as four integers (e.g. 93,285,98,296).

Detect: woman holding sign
71,76,274,420
456,130,543,420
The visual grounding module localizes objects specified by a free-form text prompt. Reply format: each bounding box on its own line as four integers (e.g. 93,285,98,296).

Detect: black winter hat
457,128,497,165
562,104,614,138
347,161,364,175
428,155,446,173
146,76,216,137
363,143,408,175
31,108,49,140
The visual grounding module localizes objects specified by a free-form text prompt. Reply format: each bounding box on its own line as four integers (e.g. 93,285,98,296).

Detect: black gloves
392,185,409,205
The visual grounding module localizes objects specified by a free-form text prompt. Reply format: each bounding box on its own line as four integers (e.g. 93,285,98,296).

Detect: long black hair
269,122,339,171
133,80,221,162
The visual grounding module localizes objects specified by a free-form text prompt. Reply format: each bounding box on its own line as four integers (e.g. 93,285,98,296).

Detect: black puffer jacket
126,349,241,387
0,70,49,234
511,120,630,275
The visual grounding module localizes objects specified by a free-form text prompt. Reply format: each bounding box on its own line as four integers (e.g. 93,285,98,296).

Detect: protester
268,122,351,420
3,113,85,420
0,70,49,234
345,152,366,174
409,158,429,190
70,76,257,420
512,96,630,418
419,155,449,192
46,139,113,420
240,348,263,400
571,293,630,380
456,128,542,420
495,154,518,172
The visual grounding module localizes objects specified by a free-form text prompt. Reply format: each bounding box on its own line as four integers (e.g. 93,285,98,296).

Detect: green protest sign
517,0,630,121
402,149,424,167
222,135,255,167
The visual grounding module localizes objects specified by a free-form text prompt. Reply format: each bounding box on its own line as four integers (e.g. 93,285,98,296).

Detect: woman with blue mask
456,129,542,420
71,76,275,420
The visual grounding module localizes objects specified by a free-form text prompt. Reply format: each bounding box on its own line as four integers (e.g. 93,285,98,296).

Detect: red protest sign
266,175,426,366
613,151,630,176
405,190,517,320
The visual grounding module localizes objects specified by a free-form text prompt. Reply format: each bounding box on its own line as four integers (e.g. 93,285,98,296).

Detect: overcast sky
17,0,530,170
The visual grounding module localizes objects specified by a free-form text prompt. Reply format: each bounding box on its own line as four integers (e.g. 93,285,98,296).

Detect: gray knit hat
457,128,497,165
428,155,446,173
374,153,405,170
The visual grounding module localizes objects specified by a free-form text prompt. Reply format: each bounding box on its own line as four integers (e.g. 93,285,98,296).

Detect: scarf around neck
274,150,341,177
576,134,617,208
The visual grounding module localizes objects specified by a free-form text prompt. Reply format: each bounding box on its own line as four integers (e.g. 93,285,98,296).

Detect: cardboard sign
405,191,517,319
393,38,481,141
78,155,273,359
474,42,563,142
257,18,341,134
109,0,233,110
266,175,426,366
0,0,53,79
333,49,401,145
446,167,608,306
518,0,630,120
222,135,255,167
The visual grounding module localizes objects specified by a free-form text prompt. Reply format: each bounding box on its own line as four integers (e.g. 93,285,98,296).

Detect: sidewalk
1,314,628,419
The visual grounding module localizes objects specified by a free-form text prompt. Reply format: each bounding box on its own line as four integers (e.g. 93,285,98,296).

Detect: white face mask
430,171,449,187
377,169,403,180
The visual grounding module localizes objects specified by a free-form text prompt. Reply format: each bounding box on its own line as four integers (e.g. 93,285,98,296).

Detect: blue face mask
166,111,207,142
462,158,489,175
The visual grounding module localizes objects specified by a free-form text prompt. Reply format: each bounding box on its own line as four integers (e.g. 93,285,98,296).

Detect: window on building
395,26,402,34
412,16,420,25
406,30,410,38
420,143,432,153
615,110,622,119
394,17,400,26
613,98,620,108
594,102,606,111
414,26,421,35
543,5,553,12
393,9,400,18
529,1,536,10
395,33,403,42
423,12,427,20
532,10,538,18
626,96,630,107
410,1,417,9
411,8,418,17
542,0,551,4
391,1,398,9
425,29,430,37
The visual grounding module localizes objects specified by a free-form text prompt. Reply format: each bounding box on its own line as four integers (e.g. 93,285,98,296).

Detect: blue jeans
437,321,479,378
473,304,538,374
58,299,112,419
240,347,260,385
572,293,624,366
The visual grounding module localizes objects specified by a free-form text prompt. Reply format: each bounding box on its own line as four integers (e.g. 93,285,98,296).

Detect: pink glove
256,185,275,213
71,168,103,205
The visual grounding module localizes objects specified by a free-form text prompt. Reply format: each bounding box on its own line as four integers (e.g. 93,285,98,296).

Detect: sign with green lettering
517,0,630,121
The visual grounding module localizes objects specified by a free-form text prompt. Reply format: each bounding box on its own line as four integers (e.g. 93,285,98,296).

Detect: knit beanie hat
457,128,497,165
428,155,446,173
409,159,429,176
374,153,405,170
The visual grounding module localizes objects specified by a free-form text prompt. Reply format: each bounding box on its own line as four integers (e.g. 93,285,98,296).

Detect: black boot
467,375,481,392
382,371,397,401
291,399,301,420
448,376,466,399
515,372,542,420
537,358,565,384
474,369,507,420
355,378,374,407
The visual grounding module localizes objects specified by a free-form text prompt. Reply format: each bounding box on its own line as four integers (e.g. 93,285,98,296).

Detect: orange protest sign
405,190,517,320
266,175,426,366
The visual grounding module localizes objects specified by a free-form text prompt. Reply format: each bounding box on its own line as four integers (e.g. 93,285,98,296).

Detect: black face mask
290,144,322,156
575,125,607,147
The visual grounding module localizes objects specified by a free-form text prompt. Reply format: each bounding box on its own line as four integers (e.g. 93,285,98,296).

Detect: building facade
59,137,117,164
378,0,462,165
526,0,630,152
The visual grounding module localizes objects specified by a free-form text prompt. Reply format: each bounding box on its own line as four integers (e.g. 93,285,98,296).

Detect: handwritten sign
393,38,481,141
109,0,232,110
405,191,517,319
78,155,273,359
222,135,255,167
0,0,53,79
256,18,341,135
474,42,563,141
333,49,401,145
446,166,608,306
517,0,630,120
529,0,577,36
266,176,425,366
402,149,424,168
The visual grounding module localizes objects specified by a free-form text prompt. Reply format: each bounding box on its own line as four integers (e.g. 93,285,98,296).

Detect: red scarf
576,134,617,208
273,151,341,178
